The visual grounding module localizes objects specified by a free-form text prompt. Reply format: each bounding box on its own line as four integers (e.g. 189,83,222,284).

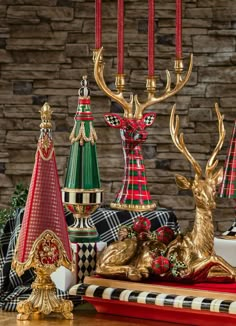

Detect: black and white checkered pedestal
71,242,97,283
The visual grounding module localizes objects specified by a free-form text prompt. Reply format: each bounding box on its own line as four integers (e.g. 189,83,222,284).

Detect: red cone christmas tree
12,103,73,320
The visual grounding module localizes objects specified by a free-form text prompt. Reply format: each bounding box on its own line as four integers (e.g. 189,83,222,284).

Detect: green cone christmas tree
62,76,103,243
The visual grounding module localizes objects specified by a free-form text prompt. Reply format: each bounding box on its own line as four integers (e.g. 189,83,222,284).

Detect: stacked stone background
0,0,235,233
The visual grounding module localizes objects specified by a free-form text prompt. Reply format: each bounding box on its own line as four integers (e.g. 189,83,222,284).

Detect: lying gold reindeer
96,104,236,282
165,103,235,282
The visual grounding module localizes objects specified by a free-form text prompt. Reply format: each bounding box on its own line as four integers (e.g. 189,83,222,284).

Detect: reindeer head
104,112,156,147
170,103,225,210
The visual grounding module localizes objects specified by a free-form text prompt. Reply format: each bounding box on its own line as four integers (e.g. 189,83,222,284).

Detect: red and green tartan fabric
219,120,236,198
104,113,156,209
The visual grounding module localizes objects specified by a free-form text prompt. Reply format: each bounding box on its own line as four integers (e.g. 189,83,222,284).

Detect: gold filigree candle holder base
16,269,73,320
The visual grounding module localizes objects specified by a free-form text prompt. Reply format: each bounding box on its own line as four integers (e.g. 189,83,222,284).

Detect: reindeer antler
205,103,225,178
170,104,202,176
93,47,193,120
134,55,193,119
93,47,134,119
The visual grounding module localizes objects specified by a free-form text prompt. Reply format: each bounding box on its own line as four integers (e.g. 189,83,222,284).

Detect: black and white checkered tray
69,279,236,324
70,282,236,315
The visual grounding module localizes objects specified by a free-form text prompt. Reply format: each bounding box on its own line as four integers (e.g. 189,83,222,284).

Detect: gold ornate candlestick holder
93,47,193,211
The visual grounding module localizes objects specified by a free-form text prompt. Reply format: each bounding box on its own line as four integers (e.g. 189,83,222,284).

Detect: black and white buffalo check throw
222,221,236,237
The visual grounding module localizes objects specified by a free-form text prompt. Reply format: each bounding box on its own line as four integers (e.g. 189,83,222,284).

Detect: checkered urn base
72,242,97,283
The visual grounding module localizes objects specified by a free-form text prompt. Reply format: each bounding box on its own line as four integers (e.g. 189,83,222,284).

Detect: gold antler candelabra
93,47,193,119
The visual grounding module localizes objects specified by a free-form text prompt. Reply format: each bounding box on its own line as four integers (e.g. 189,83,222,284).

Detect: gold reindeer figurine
96,103,236,283
165,103,235,282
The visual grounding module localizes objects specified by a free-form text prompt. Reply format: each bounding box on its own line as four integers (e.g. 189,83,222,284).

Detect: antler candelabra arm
93,47,193,120
134,54,193,119
93,47,133,119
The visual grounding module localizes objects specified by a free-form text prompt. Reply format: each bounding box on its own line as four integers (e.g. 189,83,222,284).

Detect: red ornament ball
152,256,170,275
133,216,151,233
156,226,175,245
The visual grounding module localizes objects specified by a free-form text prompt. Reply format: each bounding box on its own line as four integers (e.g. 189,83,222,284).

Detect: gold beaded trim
110,202,157,212
69,121,98,145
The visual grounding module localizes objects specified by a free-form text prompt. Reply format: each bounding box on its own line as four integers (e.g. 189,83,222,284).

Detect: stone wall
0,0,235,233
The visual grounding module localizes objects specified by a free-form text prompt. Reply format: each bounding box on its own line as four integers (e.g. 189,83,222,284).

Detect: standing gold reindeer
165,103,236,282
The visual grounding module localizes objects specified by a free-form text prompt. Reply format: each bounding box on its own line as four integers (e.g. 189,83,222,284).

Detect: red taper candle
117,0,124,74
176,0,182,59
148,0,155,76
95,0,102,49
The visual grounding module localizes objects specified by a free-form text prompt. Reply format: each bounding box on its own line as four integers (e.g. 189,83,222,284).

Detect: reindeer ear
142,113,156,128
175,174,192,189
104,113,124,128
213,167,224,185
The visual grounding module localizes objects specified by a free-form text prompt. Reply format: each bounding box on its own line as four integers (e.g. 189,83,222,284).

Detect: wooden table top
0,303,179,326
